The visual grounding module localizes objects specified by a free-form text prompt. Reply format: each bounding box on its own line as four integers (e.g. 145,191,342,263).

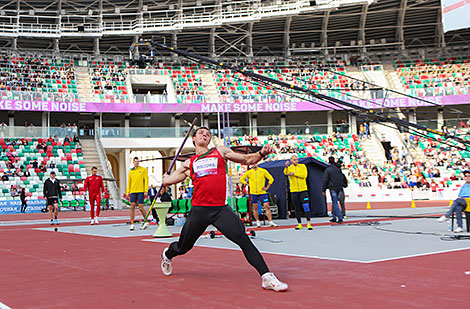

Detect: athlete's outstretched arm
219,144,275,165
162,159,190,186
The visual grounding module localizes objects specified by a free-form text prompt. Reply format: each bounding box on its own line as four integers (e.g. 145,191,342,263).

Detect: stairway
360,138,386,165
383,63,406,94
80,139,105,177
199,70,221,103
75,66,95,102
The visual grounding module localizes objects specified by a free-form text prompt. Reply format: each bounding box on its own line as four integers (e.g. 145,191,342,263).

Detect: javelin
141,117,198,227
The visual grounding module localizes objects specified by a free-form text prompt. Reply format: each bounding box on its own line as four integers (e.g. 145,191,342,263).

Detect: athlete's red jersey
190,148,227,206
84,174,104,196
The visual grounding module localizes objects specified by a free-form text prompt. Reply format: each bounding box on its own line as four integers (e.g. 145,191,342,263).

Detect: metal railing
95,130,121,209
98,127,189,138
0,126,77,138
0,0,337,38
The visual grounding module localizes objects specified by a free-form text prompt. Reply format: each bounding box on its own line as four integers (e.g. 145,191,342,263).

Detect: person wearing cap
437,170,470,233
43,171,62,225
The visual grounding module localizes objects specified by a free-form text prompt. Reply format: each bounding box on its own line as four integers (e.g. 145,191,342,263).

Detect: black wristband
258,151,266,158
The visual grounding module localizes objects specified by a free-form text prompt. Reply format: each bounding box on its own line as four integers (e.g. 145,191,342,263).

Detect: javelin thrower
160,126,288,292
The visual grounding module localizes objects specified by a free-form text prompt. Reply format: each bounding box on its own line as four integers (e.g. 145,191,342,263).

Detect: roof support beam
209,28,216,58
246,22,254,59
358,3,368,53
171,31,178,59
435,4,446,49
396,0,408,51
321,10,330,55
283,16,292,58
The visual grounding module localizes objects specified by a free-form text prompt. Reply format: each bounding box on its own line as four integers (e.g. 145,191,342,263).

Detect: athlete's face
133,158,139,168
92,168,97,176
291,156,299,166
193,129,211,147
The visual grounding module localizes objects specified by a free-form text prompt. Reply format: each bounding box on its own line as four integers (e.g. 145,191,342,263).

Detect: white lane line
142,240,470,264
0,301,12,309
364,247,470,263
142,239,370,263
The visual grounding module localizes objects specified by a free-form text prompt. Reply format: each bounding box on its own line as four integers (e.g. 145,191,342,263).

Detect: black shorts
291,190,309,205
47,198,59,206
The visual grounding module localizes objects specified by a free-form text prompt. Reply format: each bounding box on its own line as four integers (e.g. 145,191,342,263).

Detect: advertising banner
0,199,46,214
1,95,469,114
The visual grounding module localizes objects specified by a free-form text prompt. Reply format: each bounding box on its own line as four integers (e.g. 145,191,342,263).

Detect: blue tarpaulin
259,157,328,219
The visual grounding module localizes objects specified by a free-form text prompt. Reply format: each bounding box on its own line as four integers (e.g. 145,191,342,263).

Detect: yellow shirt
284,163,308,192
240,167,274,195
127,166,148,194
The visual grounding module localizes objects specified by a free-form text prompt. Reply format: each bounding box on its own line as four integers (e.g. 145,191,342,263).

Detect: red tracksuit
84,174,104,219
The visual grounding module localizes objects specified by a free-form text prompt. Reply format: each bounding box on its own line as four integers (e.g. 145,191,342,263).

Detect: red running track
1,205,469,308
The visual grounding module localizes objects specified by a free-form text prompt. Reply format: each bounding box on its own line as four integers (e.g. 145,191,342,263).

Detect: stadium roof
0,0,468,59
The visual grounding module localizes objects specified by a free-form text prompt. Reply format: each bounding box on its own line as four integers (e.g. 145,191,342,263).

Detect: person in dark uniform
43,171,62,225
20,187,27,213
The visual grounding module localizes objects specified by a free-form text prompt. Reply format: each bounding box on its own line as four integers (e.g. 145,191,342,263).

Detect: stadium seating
395,56,470,97
90,61,130,103
0,137,87,203
216,60,349,102
0,55,78,102
128,61,205,103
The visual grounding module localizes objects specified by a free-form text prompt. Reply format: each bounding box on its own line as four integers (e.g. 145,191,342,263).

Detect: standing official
20,187,27,213
43,171,62,225
127,157,149,231
148,184,157,203
84,166,104,225
284,155,312,230
240,163,277,227
322,157,345,224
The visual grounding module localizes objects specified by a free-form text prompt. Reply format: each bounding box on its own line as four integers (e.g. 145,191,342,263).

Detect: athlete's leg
48,204,54,221
166,207,211,259
130,203,136,224
138,203,147,218
89,194,95,219
291,193,302,224
262,202,273,221
54,202,59,223
95,195,101,218
212,206,269,276
252,203,260,221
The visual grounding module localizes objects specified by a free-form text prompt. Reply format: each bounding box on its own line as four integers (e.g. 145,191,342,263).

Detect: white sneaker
437,215,449,223
261,272,288,292
90,219,95,225
269,221,278,227
94,217,99,224
256,221,261,228
454,227,464,233
129,224,135,231
140,222,149,230
161,248,173,276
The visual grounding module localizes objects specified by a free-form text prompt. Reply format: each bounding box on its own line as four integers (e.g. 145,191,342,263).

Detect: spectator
437,170,470,233
0,121,7,137
2,173,9,181
10,185,19,197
